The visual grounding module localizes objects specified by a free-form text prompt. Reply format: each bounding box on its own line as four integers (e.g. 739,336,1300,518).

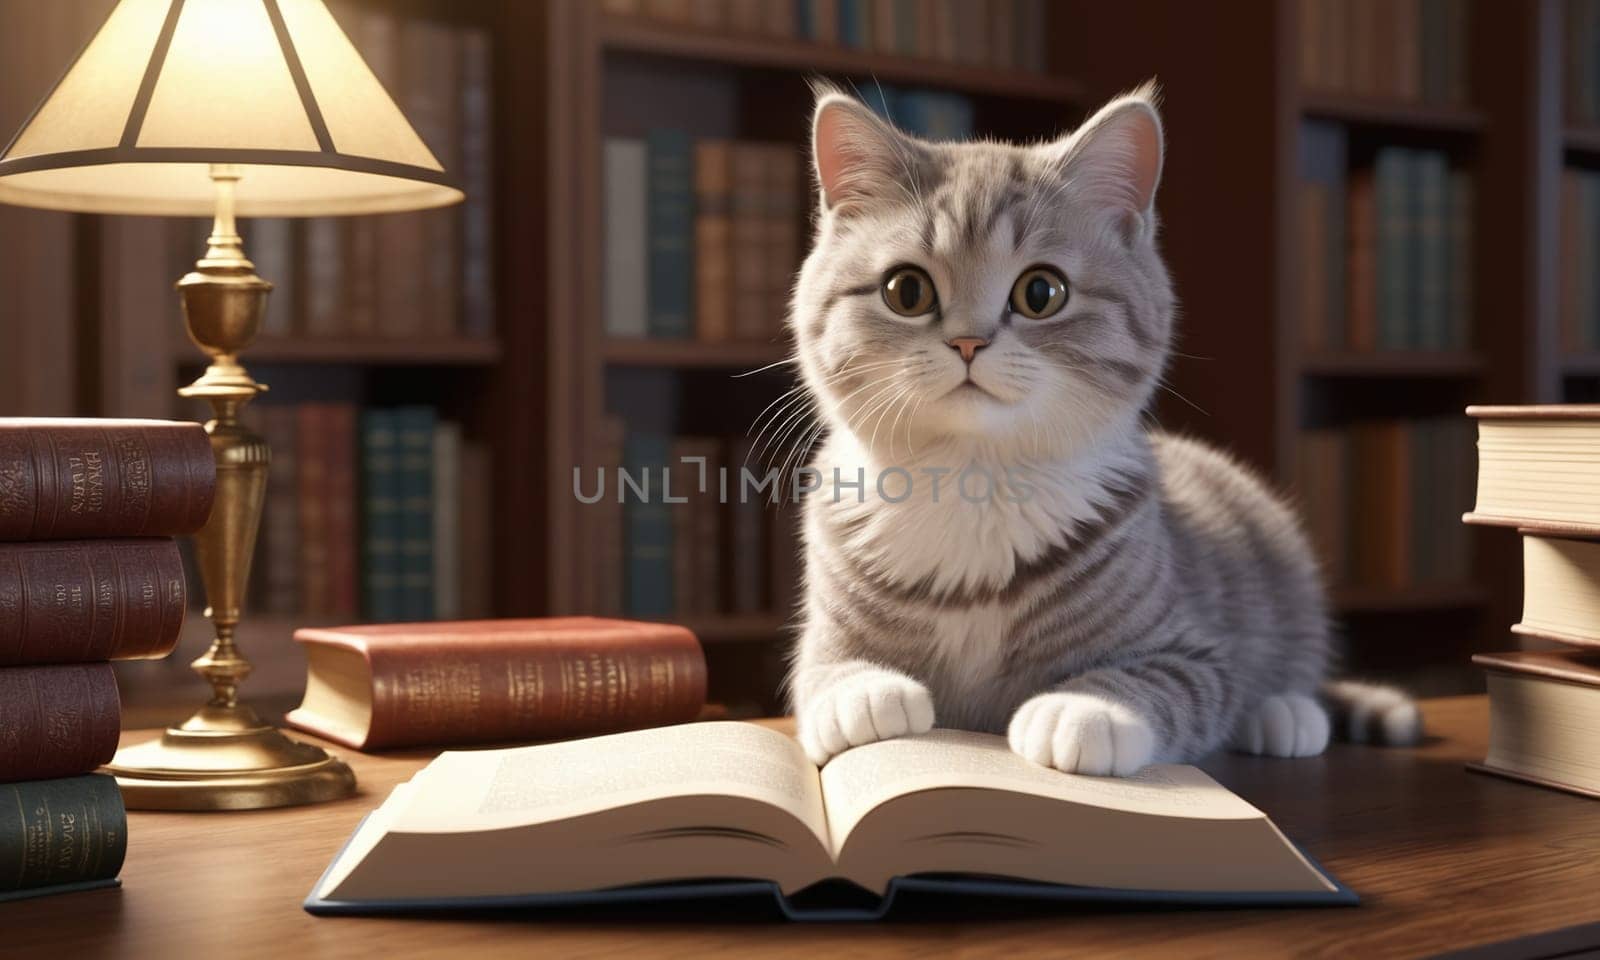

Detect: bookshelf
535,0,1078,711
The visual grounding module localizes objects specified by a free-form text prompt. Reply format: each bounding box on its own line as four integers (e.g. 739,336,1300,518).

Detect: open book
307,722,1350,918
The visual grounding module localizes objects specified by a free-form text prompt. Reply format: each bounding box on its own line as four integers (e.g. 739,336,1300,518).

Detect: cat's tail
1320,681,1423,746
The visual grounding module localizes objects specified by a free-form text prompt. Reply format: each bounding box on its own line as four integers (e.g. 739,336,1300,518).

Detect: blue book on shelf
898,90,975,141
623,430,673,617
837,0,868,48
647,129,695,340
394,406,436,622
360,409,402,623
1447,168,1475,350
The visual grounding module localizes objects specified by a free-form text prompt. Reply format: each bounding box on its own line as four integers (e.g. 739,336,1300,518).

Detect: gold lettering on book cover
114,436,151,508
399,662,482,734
67,451,103,515
504,659,547,717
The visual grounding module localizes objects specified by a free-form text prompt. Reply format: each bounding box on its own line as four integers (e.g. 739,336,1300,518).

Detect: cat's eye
882,266,937,317
1010,267,1069,319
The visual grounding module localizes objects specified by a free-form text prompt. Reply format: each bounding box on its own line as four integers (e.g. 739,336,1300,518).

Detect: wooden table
5,696,1600,959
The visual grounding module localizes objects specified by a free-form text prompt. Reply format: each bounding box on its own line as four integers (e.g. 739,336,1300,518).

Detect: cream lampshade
0,0,462,213
0,0,466,811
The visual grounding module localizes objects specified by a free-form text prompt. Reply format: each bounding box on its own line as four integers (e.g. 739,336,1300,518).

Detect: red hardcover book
285,617,707,750
0,418,214,541
0,538,185,665
0,663,119,782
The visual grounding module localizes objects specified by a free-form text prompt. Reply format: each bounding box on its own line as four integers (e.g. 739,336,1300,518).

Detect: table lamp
0,0,463,810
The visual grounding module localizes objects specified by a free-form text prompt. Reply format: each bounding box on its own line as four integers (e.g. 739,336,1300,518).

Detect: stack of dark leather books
0,419,215,901
1464,405,1600,799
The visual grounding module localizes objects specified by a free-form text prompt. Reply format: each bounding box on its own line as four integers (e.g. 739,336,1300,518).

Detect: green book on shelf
361,409,403,623
1374,148,1410,351
0,775,126,903
1447,167,1475,351
1416,151,1448,351
646,129,695,340
396,406,437,622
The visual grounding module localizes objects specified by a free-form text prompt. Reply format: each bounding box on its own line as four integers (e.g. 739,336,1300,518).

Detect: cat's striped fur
787,83,1420,775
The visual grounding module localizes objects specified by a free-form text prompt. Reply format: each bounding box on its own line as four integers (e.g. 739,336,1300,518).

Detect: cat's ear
811,89,917,216
1050,82,1164,235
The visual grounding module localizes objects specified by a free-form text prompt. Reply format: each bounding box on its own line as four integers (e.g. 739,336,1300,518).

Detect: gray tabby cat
786,83,1420,776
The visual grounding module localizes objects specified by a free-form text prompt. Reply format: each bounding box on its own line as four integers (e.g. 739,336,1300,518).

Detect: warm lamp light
0,0,465,811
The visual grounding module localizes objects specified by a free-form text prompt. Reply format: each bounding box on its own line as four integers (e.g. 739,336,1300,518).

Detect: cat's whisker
733,355,799,378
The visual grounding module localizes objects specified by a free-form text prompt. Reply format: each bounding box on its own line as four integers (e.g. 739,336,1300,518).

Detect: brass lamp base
106,703,356,811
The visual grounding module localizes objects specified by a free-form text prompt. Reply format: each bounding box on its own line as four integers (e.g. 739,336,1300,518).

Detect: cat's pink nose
947,337,989,364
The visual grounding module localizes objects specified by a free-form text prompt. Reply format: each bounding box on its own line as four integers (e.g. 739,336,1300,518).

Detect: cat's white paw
1007,692,1154,777
798,672,935,766
1230,693,1329,757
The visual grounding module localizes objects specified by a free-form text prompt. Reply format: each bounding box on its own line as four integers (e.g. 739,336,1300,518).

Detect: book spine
731,143,769,340
728,437,768,613
1374,149,1408,350
418,20,462,337
360,631,708,748
604,139,650,338
250,219,297,337
0,422,215,541
623,432,674,617
669,439,697,614
595,418,628,616
1417,152,1447,350
1346,168,1377,351
396,407,437,621
693,440,723,613
260,406,300,616
324,404,359,618
837,0,866,47
457,440,494,619
459,27,496,340
302,219,344,336
694,140,734,343
647,129,695,339
1300,183,1329,350
1448,167,1474,350
361,410,402,623
0,539,185,665
765,144,801,340
0,775,126,896
0,664,119,782
297,405,332,616
432,421,462,622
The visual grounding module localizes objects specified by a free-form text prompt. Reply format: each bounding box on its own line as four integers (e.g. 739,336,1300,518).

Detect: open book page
390,721,829,846
819,730,1265,849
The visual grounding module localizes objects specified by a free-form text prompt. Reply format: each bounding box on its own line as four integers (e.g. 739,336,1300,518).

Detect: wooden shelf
603,338,792,370
1300,91,1486,133
1564,125,1600,154
175,337,503,367
598,15,1084,103
1331,583,1490,615
1300,351,1486,377
1563,353,1600,376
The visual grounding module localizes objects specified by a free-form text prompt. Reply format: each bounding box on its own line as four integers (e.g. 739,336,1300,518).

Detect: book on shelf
0,775,127,903
604,138,650,339
1305,143,1473,354
1299,0,1468,104
0,664,120,784
261,2,496,344
610,0,1049,73
1515,535,1600,648
1472,650,1600,799
1567,0,1600,126
396,406,438,622
284,617,707,751
647,129,696,339
1560,169,1600,353
1463,405,1600,532
1296,418,1474,590
304,722,1351,917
